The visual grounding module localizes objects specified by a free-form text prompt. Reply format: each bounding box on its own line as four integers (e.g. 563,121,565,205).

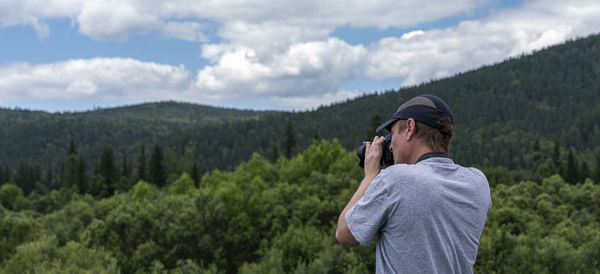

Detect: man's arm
335,136,385,247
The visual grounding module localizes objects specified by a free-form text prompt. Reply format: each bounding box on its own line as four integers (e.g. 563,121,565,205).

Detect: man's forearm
335,174,377,246
337,136,385,246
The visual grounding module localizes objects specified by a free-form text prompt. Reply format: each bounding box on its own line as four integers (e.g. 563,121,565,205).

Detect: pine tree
77,156,87,193
552,142,562,175
282,118,296,158
552,142,560,166
0,163,9,185
594,151,600,184
532,138,541,169
68,139,76,155
121,151,130,177
367,114,382,140
270,143,280,163
191,161,200,187
14,161,40,196
565,148,579,184
149,143,166,187
136,144,147,182
580,161,590,182
97,145,117,194
61,143,86,193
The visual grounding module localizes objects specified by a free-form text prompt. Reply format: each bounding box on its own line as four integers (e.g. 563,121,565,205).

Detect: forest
1,139,599,273
1,33,600,272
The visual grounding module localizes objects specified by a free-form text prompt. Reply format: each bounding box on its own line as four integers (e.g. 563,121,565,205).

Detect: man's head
377,94,454,162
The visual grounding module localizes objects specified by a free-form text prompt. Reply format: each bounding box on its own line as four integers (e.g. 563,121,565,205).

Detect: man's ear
406,118,416,140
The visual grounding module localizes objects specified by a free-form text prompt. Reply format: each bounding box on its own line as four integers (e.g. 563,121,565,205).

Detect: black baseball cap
376,94,454,135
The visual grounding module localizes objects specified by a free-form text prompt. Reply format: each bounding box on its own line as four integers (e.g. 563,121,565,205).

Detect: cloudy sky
1,0,599,112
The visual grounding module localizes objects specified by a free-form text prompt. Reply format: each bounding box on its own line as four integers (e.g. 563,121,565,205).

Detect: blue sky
1,0,599,112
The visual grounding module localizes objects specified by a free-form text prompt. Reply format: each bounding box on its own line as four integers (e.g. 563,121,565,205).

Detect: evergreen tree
190,161,200,187
136,144,147,182
68,139,76,155
97,145,117,194
0,163,9,185
149,143,166,187
78,156,87,192
532,138,541,169
552,142,562,174
594,151,600,184
121,152,130,178
43,168,58,190
282,118,296,158
13,161,40,196
61,155,85,193
313,128,320,141
270,144,279,163
580,161,590,182
565,148,579,184
367,114,382,140
552,142,561,165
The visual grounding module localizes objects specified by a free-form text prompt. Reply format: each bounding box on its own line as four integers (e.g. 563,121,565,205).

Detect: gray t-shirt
346,156,491,274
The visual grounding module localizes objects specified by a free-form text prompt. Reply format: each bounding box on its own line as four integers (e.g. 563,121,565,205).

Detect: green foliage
97,145,118,195
168,173,196,196
0,140,599,272
137,144,147,182
0,209,39,263
150,143,167,187
282,118,297,158
2,235,119,273
132,180,156,202
0,184,23,210
61,153,86,193
4,33,600,270
475,176,600,273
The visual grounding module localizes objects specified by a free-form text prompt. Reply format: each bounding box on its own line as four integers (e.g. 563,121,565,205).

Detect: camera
357,134,394,168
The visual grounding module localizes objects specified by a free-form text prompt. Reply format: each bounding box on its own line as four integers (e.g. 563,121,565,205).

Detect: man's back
346,157,491,273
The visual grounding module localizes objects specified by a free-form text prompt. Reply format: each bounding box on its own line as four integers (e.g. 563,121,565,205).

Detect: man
336,94,491,273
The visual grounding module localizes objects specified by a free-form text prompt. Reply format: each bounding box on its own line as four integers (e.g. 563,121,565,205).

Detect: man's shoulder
375,164,427,189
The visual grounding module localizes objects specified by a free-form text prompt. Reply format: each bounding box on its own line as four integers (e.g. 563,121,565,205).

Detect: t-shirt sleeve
345,174,391,246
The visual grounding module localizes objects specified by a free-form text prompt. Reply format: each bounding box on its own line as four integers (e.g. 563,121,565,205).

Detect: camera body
357,134,394,168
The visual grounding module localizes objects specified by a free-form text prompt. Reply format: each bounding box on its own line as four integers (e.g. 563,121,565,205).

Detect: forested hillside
178,32,600,172
0,101,278,171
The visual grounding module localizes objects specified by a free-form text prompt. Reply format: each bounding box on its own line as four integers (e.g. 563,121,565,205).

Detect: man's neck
407,145,433,164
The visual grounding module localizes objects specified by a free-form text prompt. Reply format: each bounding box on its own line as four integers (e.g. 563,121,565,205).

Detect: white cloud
160,21,208,42
365,0,600,86
76,0,162,40
0,58,190,103
193,38,368,103
1,0,487,40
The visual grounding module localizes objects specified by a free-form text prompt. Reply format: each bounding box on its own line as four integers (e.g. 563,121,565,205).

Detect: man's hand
364,135,386,178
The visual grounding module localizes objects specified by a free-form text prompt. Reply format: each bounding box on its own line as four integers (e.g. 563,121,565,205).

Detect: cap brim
376,118,398,132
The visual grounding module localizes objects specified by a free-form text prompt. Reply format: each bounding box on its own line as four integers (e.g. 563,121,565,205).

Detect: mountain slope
175,33,600,172
2,33,600,174
0,102,279,170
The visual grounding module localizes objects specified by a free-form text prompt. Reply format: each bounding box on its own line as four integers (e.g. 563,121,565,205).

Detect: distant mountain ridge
0,102,280,170
2,33,600,174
